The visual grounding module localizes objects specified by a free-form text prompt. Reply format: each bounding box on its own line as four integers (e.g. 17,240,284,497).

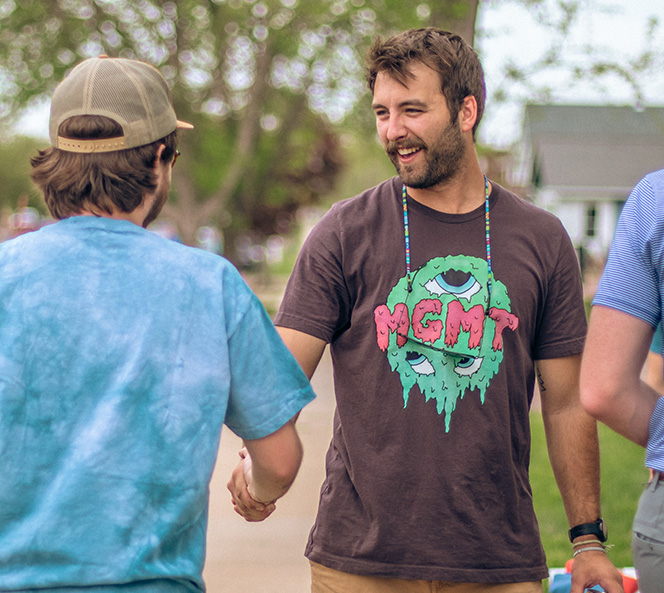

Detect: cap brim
177,120,194,130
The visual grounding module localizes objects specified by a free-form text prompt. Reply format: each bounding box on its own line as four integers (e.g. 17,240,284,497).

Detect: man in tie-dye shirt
0,56,314,593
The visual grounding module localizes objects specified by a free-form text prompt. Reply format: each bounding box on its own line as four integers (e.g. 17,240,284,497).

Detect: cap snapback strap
57,136,127,153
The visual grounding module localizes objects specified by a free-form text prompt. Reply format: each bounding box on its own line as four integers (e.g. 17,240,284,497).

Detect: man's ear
153,144,167,169
458,95,478,134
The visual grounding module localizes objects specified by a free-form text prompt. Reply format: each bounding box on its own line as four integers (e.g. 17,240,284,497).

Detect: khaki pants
310,561,544,593
632,471,664,593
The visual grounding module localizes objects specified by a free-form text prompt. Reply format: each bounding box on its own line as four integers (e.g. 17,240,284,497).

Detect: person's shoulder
303,177,400,244
161,236,239,272
632,168,664,200
329,176,401,216
157,239,256,311
643,168,664,186
0,219,63,258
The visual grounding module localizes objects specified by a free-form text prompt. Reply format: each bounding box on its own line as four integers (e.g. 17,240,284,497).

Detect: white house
513,104,664,259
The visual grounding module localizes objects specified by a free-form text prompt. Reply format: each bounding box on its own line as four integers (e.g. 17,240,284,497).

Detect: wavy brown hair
366,28,486,139
30,115,177,220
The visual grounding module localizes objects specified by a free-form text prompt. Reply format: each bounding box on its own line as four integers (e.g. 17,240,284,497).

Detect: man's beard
386,118,466,189
142,182,169,229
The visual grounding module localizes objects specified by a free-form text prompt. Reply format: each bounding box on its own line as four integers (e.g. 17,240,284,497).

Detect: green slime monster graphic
374,255,518,432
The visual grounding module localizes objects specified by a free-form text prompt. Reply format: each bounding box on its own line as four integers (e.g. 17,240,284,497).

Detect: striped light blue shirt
593,169,664,472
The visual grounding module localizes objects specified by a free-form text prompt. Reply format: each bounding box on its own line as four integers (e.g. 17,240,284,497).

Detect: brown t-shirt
275,177,586,582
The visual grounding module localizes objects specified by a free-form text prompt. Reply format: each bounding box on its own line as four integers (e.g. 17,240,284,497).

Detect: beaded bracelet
573,546,607,557
572,539,605,549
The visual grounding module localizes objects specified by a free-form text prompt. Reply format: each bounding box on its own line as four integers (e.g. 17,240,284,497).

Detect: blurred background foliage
0,0,660,264
0,0,481,260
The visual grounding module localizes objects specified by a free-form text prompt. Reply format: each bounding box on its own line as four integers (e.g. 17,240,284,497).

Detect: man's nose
385,114,407,142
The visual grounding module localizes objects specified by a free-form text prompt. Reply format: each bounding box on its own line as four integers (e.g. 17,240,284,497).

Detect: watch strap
568,519,607,542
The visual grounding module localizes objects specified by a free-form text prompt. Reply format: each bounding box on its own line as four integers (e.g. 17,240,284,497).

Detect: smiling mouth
395,146,423,163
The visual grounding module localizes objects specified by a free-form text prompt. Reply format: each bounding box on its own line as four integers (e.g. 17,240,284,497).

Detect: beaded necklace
401,175,493,305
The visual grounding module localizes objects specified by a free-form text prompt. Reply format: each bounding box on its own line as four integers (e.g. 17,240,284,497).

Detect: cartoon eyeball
405,351,435,375
453,356,483,377
424,272,481,301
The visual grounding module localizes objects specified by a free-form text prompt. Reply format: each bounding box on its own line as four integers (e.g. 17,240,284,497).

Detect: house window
585,204,597,238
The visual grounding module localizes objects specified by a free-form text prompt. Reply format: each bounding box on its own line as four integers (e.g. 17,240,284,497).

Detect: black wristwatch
568,519,608,542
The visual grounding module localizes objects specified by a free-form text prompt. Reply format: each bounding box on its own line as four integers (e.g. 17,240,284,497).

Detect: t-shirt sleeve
532,219,588,359
223,270,316,440
593,174,661,327
275,206,351,342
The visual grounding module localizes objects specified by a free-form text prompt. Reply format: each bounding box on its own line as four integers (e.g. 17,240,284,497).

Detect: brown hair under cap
31,115,177,220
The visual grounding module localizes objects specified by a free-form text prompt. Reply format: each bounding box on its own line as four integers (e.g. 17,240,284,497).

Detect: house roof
524,104,664,196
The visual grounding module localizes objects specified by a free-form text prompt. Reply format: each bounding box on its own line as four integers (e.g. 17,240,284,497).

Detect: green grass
530,413,646,575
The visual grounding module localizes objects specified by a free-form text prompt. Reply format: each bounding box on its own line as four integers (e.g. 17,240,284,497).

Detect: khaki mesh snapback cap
50,55,193,153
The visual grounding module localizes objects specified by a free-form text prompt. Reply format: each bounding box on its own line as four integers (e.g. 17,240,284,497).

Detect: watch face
598,519,608,541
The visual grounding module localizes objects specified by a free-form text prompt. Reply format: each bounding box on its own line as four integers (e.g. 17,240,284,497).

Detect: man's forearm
543,403,602,526
536,355,602,526
243,420,304,503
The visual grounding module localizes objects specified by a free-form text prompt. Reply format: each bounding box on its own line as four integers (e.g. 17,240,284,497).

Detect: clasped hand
227,448,277,522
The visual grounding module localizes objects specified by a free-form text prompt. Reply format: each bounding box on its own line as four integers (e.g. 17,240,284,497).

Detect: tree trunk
204,40,273,221
430,0,480,45
164,166,204,246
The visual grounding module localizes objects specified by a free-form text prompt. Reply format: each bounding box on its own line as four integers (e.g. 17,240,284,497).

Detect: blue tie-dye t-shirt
0,216,315,592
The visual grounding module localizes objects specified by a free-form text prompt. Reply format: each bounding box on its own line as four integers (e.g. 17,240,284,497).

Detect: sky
14,0,664,149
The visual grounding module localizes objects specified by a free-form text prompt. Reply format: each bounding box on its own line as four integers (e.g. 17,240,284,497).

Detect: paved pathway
202,348,335,593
